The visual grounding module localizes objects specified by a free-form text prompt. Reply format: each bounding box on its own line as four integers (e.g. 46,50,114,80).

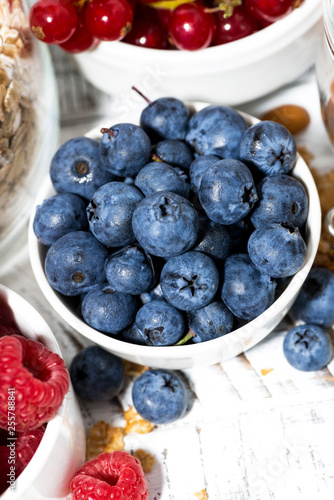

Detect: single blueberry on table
193,215,231,262
187,300,234,343
160,251,219,311
134,161,190,199
186,105,248,158
239,121,297,176
132,191,199,258
154,139,193,170
132,369,188,424
135,299,185,346
221,254,277,321
50,137,115,200
199,159,258,225
140,97,190,142
189,155,220,193
45,231,107,296
81,283,137,334
87,182,143,247
33,193,87,246
106,245,155,295
247,222,307,278
99,123,151,177
120,323,147,345
283,324,334,372
70,346,124,401
291,268,334,327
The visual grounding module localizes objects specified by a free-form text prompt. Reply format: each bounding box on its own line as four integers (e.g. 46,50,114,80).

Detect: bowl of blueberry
29,0,321,105
28,95,321,369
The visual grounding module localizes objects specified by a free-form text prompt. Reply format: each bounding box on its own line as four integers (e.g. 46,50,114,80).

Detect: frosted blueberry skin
189,155,220,193
250,174,309,229
135,299,185,346
45,231,108,296
120,323,147,345
132,191,199,258
134,161,190,199
292,268,334,327
50,137,115,200
239,121,297,176
247,222,307,278
87,182,143,247
160,251,219,311
99,123,151,177
33,193,88,246
155,139,193,170
70,346,124,401
140,283,164,304
140,97,190,142
105,245,155,295
187,300,234,343
221,254,277,321
186,105,248,158
193,215,231,262
81,283,137,334
132,369,188,424
199,159,258,225
283,324,334,372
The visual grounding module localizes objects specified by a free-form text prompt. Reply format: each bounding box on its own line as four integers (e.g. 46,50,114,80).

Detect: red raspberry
0,324,21,338
0,335,70,432
70,451,148,500
16,426,45,467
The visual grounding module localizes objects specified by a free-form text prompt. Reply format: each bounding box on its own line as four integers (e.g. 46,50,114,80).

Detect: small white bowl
72,0,322,106
0,284,85,500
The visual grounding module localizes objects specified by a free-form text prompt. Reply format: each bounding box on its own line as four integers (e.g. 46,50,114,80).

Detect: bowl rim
28,105,322,363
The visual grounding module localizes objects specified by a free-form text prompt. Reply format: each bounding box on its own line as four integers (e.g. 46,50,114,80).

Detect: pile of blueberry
34,95,309,347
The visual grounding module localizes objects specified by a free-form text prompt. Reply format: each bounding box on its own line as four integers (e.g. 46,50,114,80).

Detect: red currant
60,5,98,53
213,5,261,45
85,0,134,42
168,3,215,51
244,0,294,23
124,5,167,49
29,0,77,44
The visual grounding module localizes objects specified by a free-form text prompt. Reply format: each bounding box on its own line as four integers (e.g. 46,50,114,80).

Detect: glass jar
0,0,58,272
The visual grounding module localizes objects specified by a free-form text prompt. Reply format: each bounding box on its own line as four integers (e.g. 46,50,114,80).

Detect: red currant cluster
29,0,300,53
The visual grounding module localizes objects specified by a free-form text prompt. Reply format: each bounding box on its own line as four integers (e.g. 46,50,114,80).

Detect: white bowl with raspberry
70,0,321,105
0,284,85,500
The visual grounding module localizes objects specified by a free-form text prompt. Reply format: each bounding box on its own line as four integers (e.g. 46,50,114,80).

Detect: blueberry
140,283,164,304
106,245,155,295
226,219,253,254
186,105,248,158
155,139,193,170
50,137,115,200
193,215,230,262
33,193,87,246
132,191,199,258
160,251,219,311
221,254,277,320
140,97,189,142
248,222,307,278
132,369,188,424
87,182,143,247
82,283,137,334
251,174,308,228
135,299,184,346
45,231,107,296
134,162,190,198
70,346,124,401
239,121,297,176
199,159,258,225
187,300,234,343
99,123,151,177
120,323,147,345
189,155,220,193
283,324,333,371
292,268,334,327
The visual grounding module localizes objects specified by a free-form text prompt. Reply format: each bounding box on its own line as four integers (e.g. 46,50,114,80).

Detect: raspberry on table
0,335,70,432
70,450,148,500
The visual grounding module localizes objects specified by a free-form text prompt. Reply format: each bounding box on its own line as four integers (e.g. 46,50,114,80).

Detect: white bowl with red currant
29,0,321,104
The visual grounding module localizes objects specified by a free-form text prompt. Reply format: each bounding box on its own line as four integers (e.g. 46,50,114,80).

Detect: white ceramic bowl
0,284,85,500
28,104,321,370
72,0,322,106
